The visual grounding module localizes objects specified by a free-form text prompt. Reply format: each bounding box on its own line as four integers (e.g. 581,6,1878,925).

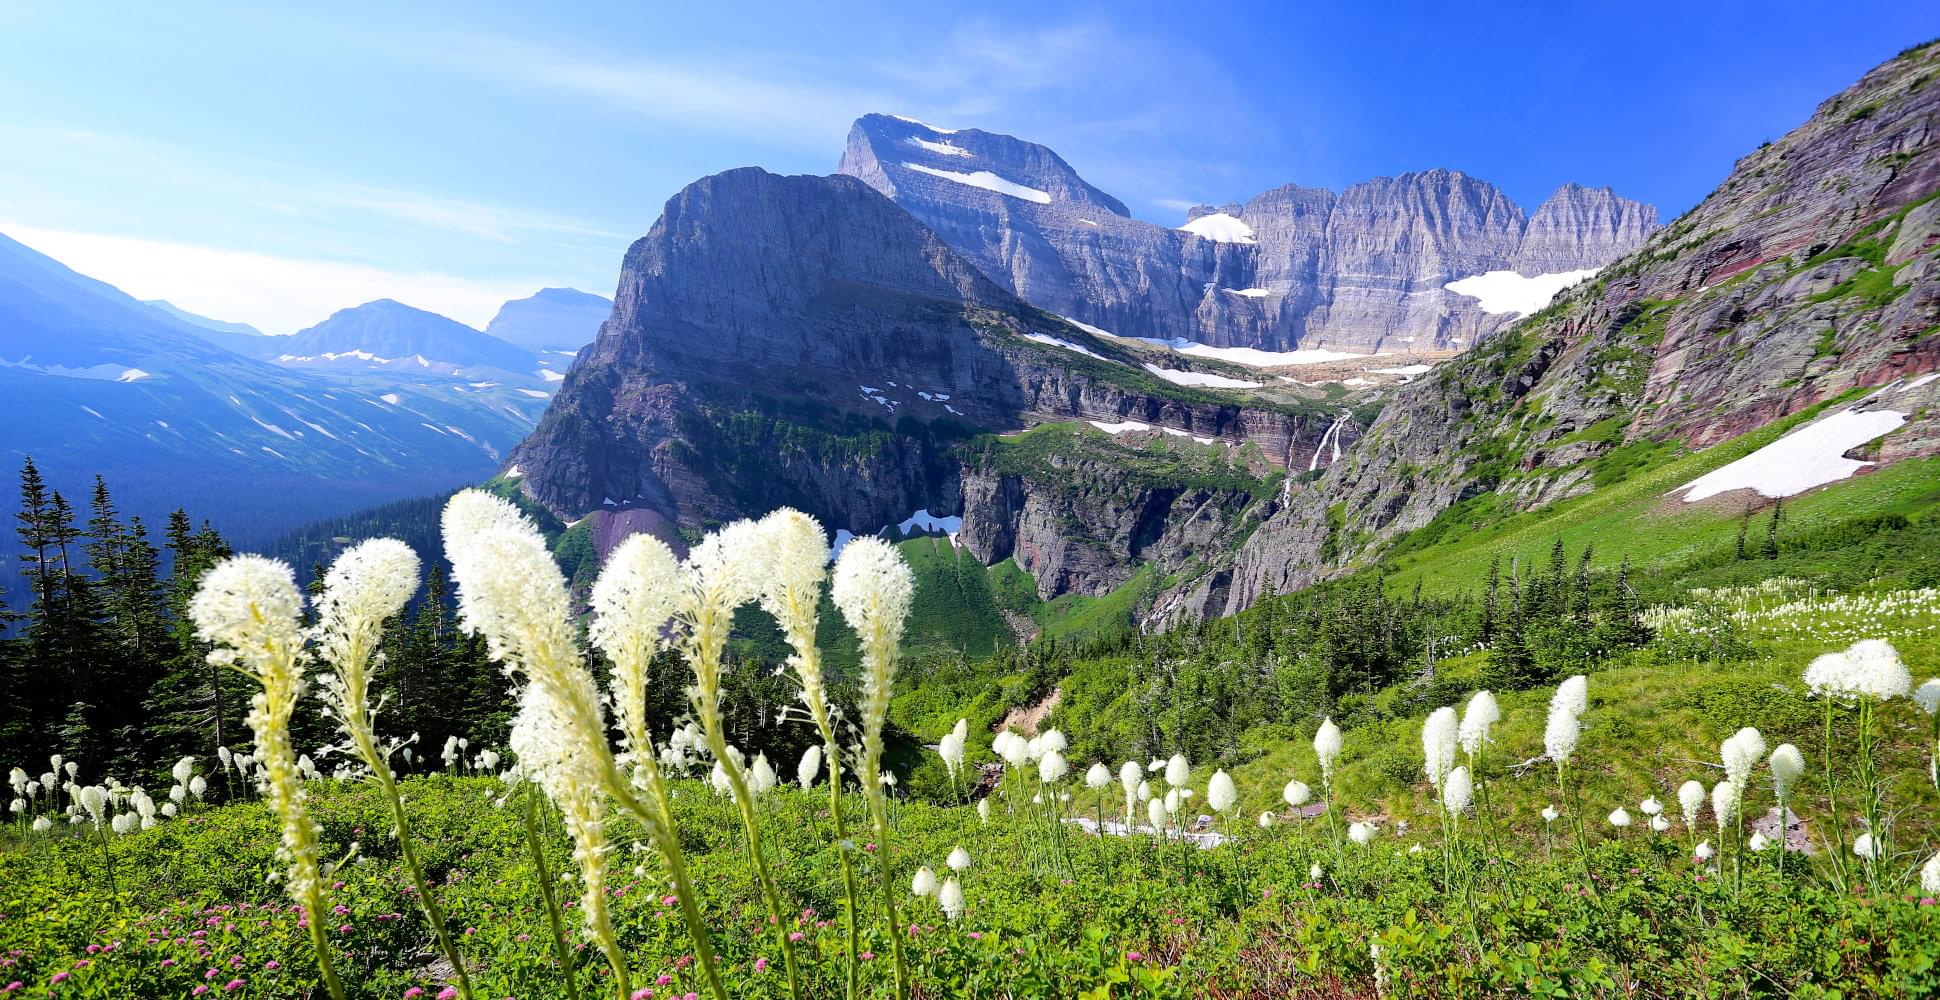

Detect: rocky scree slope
838,113,1657,354
508,167,1347,591
1181,41,1940,620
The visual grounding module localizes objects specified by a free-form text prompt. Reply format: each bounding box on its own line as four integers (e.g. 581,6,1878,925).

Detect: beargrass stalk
831,537,916,1000
440,492,643,998
755,510,868,1000
585,531,733,1000
676,519,804,1000
516,782,581,1000
189,556,345,1000
313,539,474,1000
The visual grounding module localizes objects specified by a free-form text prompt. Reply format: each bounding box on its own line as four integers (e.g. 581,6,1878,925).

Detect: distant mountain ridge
276,299,536,375
0,232,552,543
485,287,614,353
837,113,1658,353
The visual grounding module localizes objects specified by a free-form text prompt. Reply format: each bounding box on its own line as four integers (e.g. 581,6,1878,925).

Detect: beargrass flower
976,799,990,824
1695,841,1715,861
1459,691,1500,756
1721,728,1766,789
1147,797,1168,830
1283,779,1310,808
1207,770,1237,814
1748,832,1772,851
1084,762,1111,789
1854,833,1881,860
1038,750,1068,784
937,878,964,922
910,867,937,898
1314,719,1342,782
1438,766,1471,815
797,746,821,791
1711,780,1738,832
1422,707,1458,790
190,555,343,1000
947,846,970,872
1258,812,1275,828
1348,821,1374,845
1678,780,1705,830
1608,808,1632,828
1921,850,1940,895
1541,805,1558,824
444,491,645,997
1165,754,1190,788
1544,675,1587,764
1769,744,1804,801
1640,797,1663,816
1650,814,1671,832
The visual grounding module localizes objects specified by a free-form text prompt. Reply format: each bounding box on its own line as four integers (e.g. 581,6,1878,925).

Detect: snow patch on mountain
1022,332,1113,361
906,136,971,157
1444,268,1599,316
904,163,1051,204
1141,363,1262,389
1679,408,1907,502
1178,213,1256,244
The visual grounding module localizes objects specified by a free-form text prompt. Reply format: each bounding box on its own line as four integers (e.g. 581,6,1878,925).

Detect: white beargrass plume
1803,639,1908,893
1207,770,1237,814
910,866,938,898
1544,675,1588,764
1641,797,1663,816
1608,808,1631,829
587,532,681,783
977,798,990,824
1165,753,1190,789
1711,780,1737,834
442,491,669,1000
314,539,472,998
190,555,344,1000
1678,781,1705,830
171,757,195,788
1147,796,1169,832
1085,762,1111,789
1541,805,1559,823
1768,743,1804,865
1748,832,1772,852
1038,749,1069,784
751,754,778,796
1119,761,1142,826
1315,719,1341,782
1443,767,1473,815
1694,841,1715,862
1651,814,1671,833
1284,779,1310,808
1348,821,1374,845
1853,832,1881,860
1421,707,1458,791
1314,717,1344,847
1258,811,1275,829
1459,691,1500,756
1718,726,1766,892
797,745,822,791
937,877,964,922
1544,675,1591,877
947,846,970,872
831,535,915,1000
1921,850,1940,896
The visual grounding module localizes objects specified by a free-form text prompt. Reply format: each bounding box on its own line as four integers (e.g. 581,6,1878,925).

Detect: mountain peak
485,288,613,353
840,113,1131,216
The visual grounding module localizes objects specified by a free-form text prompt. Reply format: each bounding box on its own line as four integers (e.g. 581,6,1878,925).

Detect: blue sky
1,1,1933,333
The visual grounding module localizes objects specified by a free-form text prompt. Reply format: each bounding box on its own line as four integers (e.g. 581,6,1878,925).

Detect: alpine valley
507,43,1940,632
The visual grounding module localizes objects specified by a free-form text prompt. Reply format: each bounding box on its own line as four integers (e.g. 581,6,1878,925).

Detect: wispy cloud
5,223,558,335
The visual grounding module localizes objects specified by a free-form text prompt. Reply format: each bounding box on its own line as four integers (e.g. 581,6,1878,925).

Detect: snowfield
1177,213,1256,244
1142,363,1262,389
1679,408,1908,502
1022,331,1113,361
903,163,1051,204
1222,287,1272,298
905,136,971,157
1444,268,1599,316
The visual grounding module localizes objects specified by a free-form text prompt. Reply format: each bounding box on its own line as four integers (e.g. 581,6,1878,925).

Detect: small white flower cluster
909,845,971,921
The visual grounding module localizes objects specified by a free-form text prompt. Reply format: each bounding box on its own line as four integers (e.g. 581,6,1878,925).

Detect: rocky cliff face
838,114,1658,353
1192,41,1940,617
509,167,1353,584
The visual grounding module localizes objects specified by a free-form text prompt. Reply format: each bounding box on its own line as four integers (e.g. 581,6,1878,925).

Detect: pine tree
1572,544,1594,623
1763,499,1783,559
1481,555,1499,643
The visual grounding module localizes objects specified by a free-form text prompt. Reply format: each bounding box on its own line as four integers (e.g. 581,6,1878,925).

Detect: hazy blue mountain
484,287,611,354
0,231,550,544
274,299,538,376
142,299,270,355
